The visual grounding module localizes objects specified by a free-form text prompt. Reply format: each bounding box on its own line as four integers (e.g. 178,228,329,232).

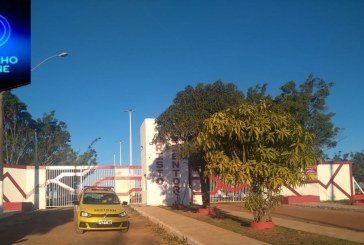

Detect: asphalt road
0,206,177,245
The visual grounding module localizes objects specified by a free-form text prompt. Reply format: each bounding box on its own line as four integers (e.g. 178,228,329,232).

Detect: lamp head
58,52,68,57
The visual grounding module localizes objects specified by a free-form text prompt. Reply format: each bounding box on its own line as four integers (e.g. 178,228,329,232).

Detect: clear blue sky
13,0,364,165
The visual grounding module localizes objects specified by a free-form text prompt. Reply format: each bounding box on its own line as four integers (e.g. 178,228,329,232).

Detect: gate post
114,167,131,204
38,167,47,209
140,119,190,206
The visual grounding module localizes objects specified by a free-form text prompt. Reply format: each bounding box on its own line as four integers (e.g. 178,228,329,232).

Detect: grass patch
163,205,361,245
151,225,188,245
127,206,188,245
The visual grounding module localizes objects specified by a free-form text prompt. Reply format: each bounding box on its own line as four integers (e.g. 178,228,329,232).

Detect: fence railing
209,176,249,203
45,165,142,208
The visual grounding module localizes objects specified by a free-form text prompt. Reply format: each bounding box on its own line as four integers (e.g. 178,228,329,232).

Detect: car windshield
82,193,120,205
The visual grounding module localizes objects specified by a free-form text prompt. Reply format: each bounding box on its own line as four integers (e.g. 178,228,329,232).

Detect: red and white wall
280,161,355,202
2,164,142,211
3,164,46,210
2,118,361,211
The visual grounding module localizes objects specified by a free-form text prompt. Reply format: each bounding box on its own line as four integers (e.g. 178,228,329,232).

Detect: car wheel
120,221,130,233
74,219,84,234
120,228,128,233
76,227,85,234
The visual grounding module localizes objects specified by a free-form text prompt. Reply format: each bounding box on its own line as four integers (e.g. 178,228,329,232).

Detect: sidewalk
132,205,268,245
132,205,364,245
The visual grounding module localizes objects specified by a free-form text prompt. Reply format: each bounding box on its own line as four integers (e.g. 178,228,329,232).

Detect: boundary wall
280,161,356,203
3,164,46,210
2,164,141,211
2,118,361,211
140,119,358,206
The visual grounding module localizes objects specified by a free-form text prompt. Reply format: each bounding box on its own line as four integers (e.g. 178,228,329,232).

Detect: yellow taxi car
73,186,129,234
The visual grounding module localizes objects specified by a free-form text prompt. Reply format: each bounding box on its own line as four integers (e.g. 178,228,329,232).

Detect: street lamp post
124,109,135,204
119,140,123,166
0,52,68,215
31,52,68,72
124,109,135,167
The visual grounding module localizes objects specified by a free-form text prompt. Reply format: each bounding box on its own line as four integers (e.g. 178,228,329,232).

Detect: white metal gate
209,176,249,203
45,165,142,208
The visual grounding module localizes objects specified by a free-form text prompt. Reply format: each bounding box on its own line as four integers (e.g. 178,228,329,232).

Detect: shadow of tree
0,207,73,245
146,144,190,206
214,208,251,227
170,204,251,227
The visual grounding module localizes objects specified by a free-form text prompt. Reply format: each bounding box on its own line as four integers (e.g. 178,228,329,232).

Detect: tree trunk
199,164,210,208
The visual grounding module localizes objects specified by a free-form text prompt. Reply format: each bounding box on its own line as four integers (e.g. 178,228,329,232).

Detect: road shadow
171,204,251,228
0,207,73,245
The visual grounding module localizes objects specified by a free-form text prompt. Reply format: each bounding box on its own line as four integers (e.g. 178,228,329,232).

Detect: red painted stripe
116,188,142,196
3,195,10,202
115,176,142,180
349,161,354,196
332,182,351,199
208,176,247,194
3,172,27,199
352,194,364,200
92,176,115,186
91,165,142,170
320,160,351,165
284,185,302,196
286,162,353,199
92,175,141,187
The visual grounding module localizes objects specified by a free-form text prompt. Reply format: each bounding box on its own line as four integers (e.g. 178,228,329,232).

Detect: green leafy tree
3,91,36,165
332,150,364,187
47,137,101,166
197,101,318,222
35,111,72,165
49,145,77,166
75,137,101,166
246,83,272,104
245,75,339,159
273,75,340,156
3,92,100,166
154,81,244,207
330,151,350,161
350,151,364,183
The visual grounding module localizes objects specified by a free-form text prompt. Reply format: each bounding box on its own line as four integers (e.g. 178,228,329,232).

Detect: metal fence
128,167,143,204
45,165,142,208
44,165,248,207
209,176,249,203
